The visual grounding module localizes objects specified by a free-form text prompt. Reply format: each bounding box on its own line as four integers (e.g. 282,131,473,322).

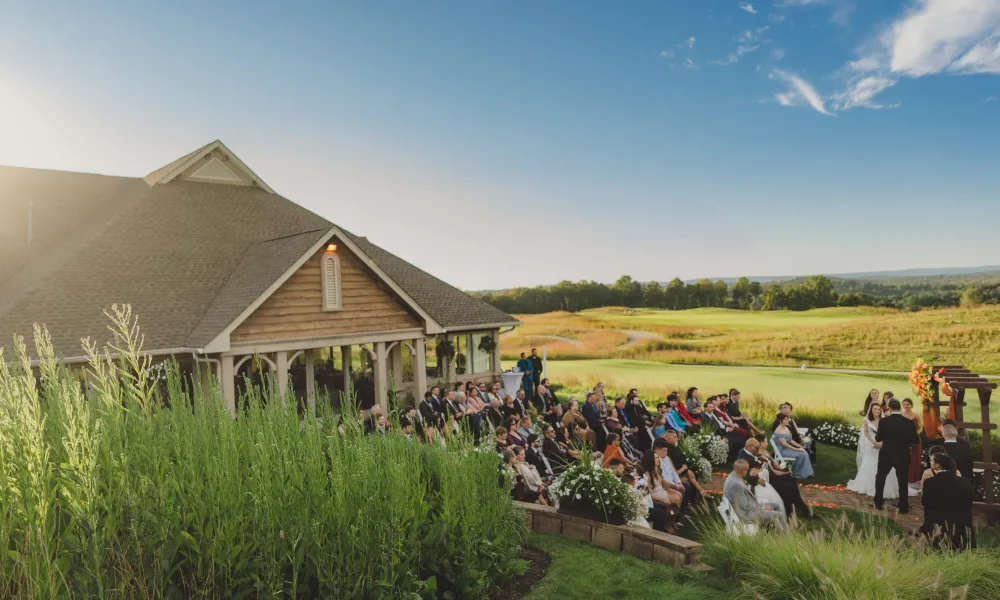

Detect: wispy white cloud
776,0,828,6
684,57,699,70
771,48,786,60
739,2,758,14
684,36,697,49
660,49,675,58
769,69,835,116
981,95,1000,103
832,76,898,110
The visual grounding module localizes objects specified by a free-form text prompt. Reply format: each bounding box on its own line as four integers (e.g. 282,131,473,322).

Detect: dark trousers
875,454,910,511
771,474,810,518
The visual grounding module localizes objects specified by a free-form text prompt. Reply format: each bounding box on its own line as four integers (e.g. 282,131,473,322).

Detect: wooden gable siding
231,243,422,344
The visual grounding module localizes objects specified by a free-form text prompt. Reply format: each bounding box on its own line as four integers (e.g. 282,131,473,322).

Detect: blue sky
1,0,999,290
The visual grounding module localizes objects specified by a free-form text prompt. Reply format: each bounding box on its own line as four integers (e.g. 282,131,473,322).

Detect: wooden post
375,341,388,413
305,350,316,416
415,338,428,402
341,345,352,401
389,343,403,393
981,388,996,523
955,387,966,439
221,355,236,417
491,330,502,379
276,350,289,406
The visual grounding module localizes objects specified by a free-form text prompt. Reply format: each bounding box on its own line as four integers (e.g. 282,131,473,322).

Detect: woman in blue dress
771,413,814,480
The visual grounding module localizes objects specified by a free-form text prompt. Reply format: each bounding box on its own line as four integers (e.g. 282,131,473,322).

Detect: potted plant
477,335,497,355
548,459,645,525
435,338,455,363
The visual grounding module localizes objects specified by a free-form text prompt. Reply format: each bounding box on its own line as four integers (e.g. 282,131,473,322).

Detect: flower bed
549,458,645,524
811,421,861,450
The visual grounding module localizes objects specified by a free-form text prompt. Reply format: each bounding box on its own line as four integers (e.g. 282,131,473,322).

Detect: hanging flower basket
435,339,456,362
477,335,497,355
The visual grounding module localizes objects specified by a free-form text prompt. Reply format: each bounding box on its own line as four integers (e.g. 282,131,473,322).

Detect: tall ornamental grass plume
0,305,527,599
701,511,1000,600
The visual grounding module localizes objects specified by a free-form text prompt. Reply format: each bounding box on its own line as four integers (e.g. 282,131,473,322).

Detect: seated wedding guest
652,415,669,438
921,453,976,551
632,464,677,533
517,416,534,439
922,446,964,485
685,387,702,414
593,382,609,418
644,438,687,512
724,460,787,531
712,398,748,438
546,402,564,428
507,417,528,449
513,390,529,418
942,424,974,480
562,397,587,429
663,430,709,500
535,379,558,417
626,389,653,425
571,424,603,462
541,425,572,472
526,433,555,479
503,449,544,505
615,396,641,438
494,427,510,453
772,413,814,480
401,419,414,440
665,394,691,433
485,397,506,430
704,397,748,451
740,438,811,518
582,392,607,451
725,389,762,436
779,402,816,462
484,381,504,405
419,392,440,440
513,446,549,505
603,433,632,468
501,395,522,421
364,406,387,435
673,392,700,425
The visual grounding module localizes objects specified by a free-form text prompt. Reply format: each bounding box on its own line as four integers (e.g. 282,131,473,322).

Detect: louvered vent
321,254,342,311
188,157,245,184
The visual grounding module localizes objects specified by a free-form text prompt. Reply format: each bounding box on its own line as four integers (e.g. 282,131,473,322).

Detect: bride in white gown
847,403,899,499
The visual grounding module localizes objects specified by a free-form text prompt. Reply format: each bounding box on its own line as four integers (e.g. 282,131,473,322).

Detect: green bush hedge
0,309,526,599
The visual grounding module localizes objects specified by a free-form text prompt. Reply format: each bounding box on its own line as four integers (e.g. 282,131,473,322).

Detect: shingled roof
0,143,517,361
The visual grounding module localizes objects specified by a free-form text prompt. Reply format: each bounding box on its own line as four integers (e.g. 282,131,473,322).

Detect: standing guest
900,398,924,487
685,387,702,414
942,424,974,480
582,392,607,451
529,349,544,399
726,389,762,436
920,453,976,550
860,388,881,417
516,352,534,399
663,430,709,500
772,413,814,480
429,386,446,422
723,460,788,531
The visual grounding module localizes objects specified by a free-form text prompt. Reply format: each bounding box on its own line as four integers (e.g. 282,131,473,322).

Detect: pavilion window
470,332,491,374
321,253,342,311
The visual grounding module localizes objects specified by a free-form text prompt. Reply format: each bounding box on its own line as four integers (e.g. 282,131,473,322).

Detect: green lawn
525,533,730,600
542,358,1000,424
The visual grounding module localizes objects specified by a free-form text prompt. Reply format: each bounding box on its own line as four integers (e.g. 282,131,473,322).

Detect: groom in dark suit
874,399,919,513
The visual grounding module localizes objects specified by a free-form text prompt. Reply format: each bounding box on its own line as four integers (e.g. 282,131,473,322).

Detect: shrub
677,436,714,483
702,512,1000,599
548,458,645,523
0,309,526,599
812,421,862,450
687,431,729,466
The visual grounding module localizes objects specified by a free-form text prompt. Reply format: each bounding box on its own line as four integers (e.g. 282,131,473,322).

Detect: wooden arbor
931,365,998,521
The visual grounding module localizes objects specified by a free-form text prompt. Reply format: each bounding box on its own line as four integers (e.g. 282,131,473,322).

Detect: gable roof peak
143,140,275,194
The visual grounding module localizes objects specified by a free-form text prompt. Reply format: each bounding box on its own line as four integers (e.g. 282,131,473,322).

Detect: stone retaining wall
515,502,705,569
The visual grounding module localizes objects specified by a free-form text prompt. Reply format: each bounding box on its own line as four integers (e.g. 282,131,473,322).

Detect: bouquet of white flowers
689,432,729,465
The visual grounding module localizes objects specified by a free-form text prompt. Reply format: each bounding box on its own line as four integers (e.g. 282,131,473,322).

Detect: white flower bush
812,421,860,450
548,459,645,522
678,436,715,483
689,432,729,465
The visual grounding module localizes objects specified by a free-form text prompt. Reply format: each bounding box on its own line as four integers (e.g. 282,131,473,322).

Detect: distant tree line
475,275,1000,314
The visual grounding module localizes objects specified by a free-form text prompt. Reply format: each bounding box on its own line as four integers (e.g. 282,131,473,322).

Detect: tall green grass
701,512,1000,599
0,305,525,598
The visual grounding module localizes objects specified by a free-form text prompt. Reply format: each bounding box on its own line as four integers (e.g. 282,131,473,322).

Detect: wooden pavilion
0,140,520,413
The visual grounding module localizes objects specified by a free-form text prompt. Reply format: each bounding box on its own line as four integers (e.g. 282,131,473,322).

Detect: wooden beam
956,422,998,431
973,461,1000,470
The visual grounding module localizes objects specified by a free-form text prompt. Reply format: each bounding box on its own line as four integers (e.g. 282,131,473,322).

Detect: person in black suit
529,348,544,399
540,425,572,473
581,392,607,451
874,399,919,513
920,453,976,550
940,424,975,480
525,433,555,479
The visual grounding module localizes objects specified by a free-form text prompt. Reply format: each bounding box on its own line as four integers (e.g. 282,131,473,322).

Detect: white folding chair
771,438,787,462
717,496,758,536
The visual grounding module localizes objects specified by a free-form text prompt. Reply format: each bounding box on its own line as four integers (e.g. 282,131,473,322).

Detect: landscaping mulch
491,547,551,600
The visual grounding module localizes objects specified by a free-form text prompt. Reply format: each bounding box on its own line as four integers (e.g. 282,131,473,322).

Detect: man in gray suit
724,460,788,531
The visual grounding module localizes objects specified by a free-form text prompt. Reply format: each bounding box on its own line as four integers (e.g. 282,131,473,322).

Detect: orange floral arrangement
909,359,935,410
